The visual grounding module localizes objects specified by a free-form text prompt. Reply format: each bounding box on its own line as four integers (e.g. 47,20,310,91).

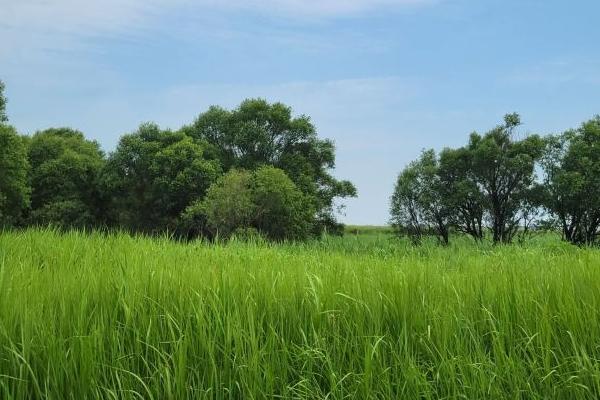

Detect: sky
1,0,600,225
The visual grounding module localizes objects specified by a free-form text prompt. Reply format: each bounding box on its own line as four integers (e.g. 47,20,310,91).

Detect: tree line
390,113,600,246
0,80,357,240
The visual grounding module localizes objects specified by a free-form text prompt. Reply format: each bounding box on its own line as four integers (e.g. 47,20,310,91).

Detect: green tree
438,147,485,241
182,99,356,234
251,166,315,241
0,80,8,122
0,124,30,226
27,128,105,228
102,123,221,233
467,113,544,244
186,169,255,239
190,167,314,241
390,160,423,244
390,150,451,245
541,117,600,245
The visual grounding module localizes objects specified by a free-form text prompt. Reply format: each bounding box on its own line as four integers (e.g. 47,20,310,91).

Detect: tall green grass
0,229,599,399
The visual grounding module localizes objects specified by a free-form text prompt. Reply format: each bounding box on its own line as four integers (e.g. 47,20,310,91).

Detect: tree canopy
541,117,600,245
391,113,546,245
182,98,357,234
251,166,315,241
0,124,29,227
1,80,354,240
27,128,106,228
99,100,354,239
466,114,544,243
390,150,450,245
101,123,221,233
183,166,314,241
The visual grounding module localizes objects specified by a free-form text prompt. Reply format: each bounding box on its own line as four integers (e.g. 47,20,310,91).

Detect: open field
1,229,600,399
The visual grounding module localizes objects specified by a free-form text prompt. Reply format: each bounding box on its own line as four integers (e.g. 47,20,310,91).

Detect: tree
390,160,424,244
182,99,356,234
189,166,314,241
438,147,485,241
541,117,600,245
0,80,8,122
102,123,221,233
0,124,29,227
467,113,544,244
251,166,315,241
390,150,451,245
27,128,105,228
187,169,255,239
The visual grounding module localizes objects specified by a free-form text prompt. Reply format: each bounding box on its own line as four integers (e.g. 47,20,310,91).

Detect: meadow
1,229,600,399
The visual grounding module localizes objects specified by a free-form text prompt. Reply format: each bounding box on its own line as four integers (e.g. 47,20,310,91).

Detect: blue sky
2,0,599,224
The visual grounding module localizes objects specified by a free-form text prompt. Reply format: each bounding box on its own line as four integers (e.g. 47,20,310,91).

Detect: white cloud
3,0,432,31
207,0,434,17
504,59,600,86
2,0,176,34
1,0,433,45
1,0,179,58
0,0,435,65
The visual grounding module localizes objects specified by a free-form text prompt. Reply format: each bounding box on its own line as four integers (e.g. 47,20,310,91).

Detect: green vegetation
391,113,600,246
101,122,220,234
1,229,600,399
0,80,8,122
185,166,315,240
2,76,600,399
541,117,600,245
0,124,29,227
27,128,106,228
344,225,394,236
0,80,356,240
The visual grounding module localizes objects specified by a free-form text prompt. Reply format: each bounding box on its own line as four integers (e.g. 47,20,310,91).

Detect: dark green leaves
0,124,29,226
27,128,105,228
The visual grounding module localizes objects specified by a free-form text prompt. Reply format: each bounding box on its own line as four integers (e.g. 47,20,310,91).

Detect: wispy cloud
205,0,435,17
2,0,433,37
3,0,433,32
0,0,435,68
504,59,600,86
1,0,433,44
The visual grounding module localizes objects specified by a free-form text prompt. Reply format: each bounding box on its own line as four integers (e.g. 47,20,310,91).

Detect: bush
251,166,314,241
196,169,255,239
187,167,315,241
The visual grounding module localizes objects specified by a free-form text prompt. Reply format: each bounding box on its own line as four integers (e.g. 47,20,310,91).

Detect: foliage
0,124,30,226
190,166,315,241
392,113,546,245
182,98,356,234
190,169,255,239
438,146,485,241
102,123,221,233
27,128,105,228
541,116,600,245
390,161,423,243
0,80,7,122
251,165,315,241
467,113,545,243
390,150,450,244
0,81,354,241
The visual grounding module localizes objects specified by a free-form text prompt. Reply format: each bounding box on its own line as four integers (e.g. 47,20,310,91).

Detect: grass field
1,229,600,399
